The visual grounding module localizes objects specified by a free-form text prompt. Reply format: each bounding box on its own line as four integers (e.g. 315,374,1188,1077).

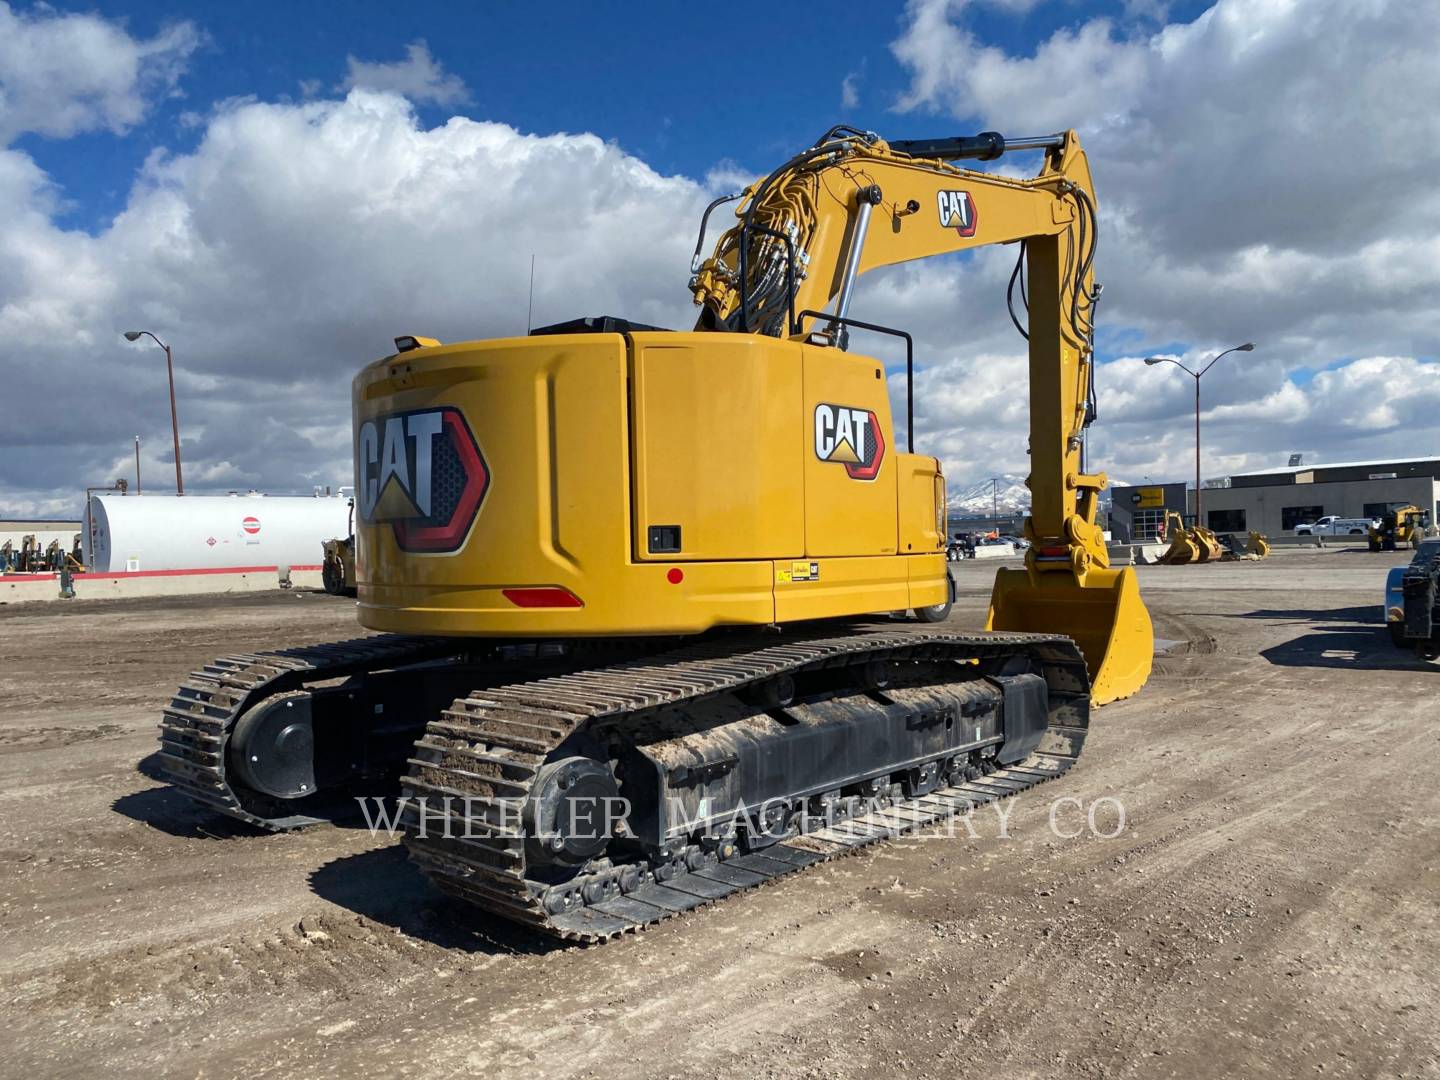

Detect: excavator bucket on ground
1219,532,1267,561
986,565,1153,705
1190,526,1223,563
1160,529,1200,565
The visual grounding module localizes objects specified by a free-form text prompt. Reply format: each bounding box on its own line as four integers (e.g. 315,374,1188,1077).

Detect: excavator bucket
986,565,1154,705
1160,531,1199,565
1192,527,1223,563
1247,531,1271,558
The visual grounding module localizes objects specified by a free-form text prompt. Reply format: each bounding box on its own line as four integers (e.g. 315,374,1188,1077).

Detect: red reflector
666,568,684,584
1037,545,1069,557
502,587,584,608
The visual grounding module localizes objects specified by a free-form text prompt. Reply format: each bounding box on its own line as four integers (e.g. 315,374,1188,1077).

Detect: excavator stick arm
693,129,1152,701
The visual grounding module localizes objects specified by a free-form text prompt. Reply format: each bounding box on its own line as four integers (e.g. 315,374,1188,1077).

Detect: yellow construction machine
1159,511,1223,564
1369,505,1430,552
1190,525,1223,562
158,127,1153,940
321,536,357,596
321,500,358,596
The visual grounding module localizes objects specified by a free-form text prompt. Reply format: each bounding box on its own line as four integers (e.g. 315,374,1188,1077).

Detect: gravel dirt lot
2,550,1437,1079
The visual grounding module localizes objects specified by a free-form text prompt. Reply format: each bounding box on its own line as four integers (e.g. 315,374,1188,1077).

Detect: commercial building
1107,483,1188,542
0,518,82,551
1109,457,1440,540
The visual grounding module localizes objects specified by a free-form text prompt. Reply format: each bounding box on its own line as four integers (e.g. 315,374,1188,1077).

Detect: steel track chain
157,634,457,829
400,625,1090,942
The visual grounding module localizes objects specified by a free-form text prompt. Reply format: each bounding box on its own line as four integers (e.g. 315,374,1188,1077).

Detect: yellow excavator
158,127,1153,940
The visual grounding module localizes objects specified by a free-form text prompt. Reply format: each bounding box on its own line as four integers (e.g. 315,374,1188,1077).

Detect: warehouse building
1110,456,1440,540
1,517,82,550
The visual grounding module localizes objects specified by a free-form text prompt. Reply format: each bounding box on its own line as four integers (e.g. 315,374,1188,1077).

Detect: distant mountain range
949,475,1032,517
949,473,1125,518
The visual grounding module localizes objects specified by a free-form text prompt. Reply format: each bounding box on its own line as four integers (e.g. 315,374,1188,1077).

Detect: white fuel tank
84,494,352,574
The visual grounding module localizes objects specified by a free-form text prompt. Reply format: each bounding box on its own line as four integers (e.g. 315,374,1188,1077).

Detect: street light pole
1192,375,1200,522
134,436,141,494
1144,343,1255,525
123,331,184,495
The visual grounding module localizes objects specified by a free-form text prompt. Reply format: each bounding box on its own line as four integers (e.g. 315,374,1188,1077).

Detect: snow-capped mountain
948,473,1127,518
949,475,1031,517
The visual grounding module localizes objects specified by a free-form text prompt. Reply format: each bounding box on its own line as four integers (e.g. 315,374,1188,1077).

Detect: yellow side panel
897,452,945,555
773,555,912,623
630,336,804,560
801,346,898,557
907,553,949,609
353,333,777,636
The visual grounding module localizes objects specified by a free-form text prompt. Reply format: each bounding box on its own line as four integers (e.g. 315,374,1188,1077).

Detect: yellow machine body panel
353,332,946,637
801,347,898,557
630,334,804,560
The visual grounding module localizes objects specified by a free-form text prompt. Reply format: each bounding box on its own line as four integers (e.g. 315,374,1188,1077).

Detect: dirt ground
1,550,1437,1079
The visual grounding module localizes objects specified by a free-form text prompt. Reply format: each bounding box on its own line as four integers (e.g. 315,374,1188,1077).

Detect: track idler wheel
229,692,317,799
525,757,623,866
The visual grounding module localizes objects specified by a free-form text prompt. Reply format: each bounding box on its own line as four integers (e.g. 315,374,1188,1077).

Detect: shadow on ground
1258,607,1434,671
117,752,389,836
111,784,265,840
1232,610,1376,624
309,845,562,956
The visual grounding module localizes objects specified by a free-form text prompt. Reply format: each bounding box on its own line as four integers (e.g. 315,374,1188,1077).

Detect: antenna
526,254,536,334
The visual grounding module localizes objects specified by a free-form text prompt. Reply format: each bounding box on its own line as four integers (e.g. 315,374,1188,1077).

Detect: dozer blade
986,565,1153,705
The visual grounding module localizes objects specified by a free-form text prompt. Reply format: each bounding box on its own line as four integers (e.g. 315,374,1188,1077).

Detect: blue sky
27,0,1210,232
1,0,1435,515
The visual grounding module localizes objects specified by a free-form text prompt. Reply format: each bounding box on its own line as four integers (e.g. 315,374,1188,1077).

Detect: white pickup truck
1294,515,1377,536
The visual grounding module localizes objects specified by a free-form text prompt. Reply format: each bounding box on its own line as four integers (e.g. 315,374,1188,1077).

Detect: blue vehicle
1385,538,1440,651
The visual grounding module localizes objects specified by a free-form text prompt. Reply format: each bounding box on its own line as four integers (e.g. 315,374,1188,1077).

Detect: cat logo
814,403,885,481
355,406,489,553
937,190,978,237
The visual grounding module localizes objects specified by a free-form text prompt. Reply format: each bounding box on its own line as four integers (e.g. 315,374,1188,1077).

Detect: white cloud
1,0,1436,518
878,0,1440,488
0,2,200,141
340,41,470,106
841,71,861,110
895,5,1147,128
0,89,710,516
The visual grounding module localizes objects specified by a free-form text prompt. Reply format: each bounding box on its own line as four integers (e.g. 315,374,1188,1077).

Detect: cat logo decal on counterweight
814,403,885,481
356,407,488,553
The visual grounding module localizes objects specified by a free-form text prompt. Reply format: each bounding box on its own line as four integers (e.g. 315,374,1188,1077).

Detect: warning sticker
778,561,820,584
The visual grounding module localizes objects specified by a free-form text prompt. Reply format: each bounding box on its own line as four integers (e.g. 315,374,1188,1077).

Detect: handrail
796,310,915,453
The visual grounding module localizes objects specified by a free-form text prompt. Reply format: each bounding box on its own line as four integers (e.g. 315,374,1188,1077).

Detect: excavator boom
692,128,1152,702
